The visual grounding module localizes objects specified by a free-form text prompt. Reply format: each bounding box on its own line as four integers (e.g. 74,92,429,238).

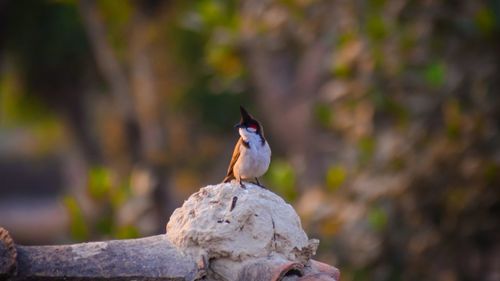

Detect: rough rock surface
166,182,319,280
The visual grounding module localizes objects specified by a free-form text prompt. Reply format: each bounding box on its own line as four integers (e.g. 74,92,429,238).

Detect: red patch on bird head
248,124,258,130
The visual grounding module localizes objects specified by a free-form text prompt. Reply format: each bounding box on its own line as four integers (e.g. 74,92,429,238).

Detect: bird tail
222,174,234,183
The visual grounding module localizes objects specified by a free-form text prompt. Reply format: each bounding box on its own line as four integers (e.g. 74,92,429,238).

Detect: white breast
234,130,271,180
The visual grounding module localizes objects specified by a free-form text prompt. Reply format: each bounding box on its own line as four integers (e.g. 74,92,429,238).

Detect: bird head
235,106,263,136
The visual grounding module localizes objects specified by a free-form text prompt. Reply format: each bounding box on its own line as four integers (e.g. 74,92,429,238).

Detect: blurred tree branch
78,0,133,117
0,227,340,281
0,228,198,280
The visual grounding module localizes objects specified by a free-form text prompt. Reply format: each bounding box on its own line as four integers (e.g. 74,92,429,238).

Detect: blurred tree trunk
129,5,176,226
78,0,141,166
78,0,173,230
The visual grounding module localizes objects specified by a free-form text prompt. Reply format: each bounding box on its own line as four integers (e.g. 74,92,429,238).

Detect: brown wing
222,138,242,183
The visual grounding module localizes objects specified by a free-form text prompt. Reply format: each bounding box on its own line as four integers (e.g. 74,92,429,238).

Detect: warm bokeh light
0,0,499,280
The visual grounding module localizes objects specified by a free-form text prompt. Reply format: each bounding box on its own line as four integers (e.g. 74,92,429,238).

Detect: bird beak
234,123,244,128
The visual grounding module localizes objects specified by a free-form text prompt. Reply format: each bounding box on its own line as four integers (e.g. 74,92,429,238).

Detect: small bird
223,106,271,188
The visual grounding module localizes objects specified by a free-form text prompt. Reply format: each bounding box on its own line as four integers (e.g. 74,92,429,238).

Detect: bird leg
254,177,266,189
239,176,246,189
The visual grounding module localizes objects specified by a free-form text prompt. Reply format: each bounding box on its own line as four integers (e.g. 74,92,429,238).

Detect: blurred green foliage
326,165,347,192
265,160,297,201
88,167,112,200
367,206,388,232
443,99,462,139
1,0,500,280
474,7,496,35
0,67,54,126
65,167,139,240
424,62,446,88
314,103,334,128
358,137,376,165
63,197,89,241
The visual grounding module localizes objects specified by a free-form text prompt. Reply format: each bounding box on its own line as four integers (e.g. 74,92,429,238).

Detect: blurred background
0,0,499,280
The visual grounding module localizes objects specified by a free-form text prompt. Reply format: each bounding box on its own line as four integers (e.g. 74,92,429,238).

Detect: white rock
166,182,319,279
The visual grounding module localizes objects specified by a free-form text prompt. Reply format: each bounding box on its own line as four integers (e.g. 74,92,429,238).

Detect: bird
223,106,271,188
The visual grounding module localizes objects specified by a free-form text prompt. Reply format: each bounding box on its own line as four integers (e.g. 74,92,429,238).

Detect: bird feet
238,178,246,189
254,178,267,189
237,178,266,189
